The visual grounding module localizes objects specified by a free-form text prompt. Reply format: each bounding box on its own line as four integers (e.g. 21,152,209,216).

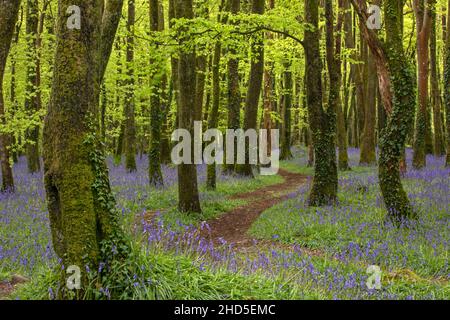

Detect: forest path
199,169,309,251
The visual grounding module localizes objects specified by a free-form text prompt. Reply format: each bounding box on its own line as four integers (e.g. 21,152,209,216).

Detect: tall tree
0,0,20,192
445,0,450,166
280,60,293,160
341,0,354,167
430,8,444,156
305,0,338,206
359,51,377,165
175,0,201,213
225,0,241,174
412,0,436,168
25,0,41,173
236,0,265,177
43,0,127,294
206,0,226,190
351,0,417,219
330,0,349,170
148,0,165,186
124,0,137,172
263,0,275,163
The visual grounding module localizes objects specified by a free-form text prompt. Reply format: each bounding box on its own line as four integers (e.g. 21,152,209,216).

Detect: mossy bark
360,51,377,165
379,0,417,218
412,0,435,169
175,0,201,213
351,0,416,219
149,0,165,186
225,0,241,174
430,13,444,157
124,0,137,172
25,0,41,173
445,0,450,166
206,40,222,190
0,0,20,192
235,0,264,177
43,0,127,296
280,62,293,161
305,0,338,206
329,0,349,171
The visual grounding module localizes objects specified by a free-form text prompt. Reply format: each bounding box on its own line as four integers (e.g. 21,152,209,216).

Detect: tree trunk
332,0,349,171
235,0,264,177
43,0,127,295
413,0,435,168
445,0,450,166
360,50,377,165
305,0,338,206
124,0,137,172
149,0,165,186
175,0,201,213
350,0,416,220
430,10,444,156
25,0,41,173
0,0,20,192
206,41,221,190
225,0,241,174
280,61,293,160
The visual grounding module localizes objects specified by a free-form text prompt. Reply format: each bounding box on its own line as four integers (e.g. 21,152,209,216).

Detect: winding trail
200,169,308,250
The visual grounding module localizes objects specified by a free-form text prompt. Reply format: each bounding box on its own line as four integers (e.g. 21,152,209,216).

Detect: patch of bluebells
253,148,449,281
1,151,448,300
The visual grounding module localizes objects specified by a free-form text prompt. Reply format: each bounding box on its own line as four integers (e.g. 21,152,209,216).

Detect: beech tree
0,0,20,192
175,0,201,213
445,0,450,166
43,0,127,294
25,0,41,173
351,0,417,219
305,0,338,206
236,0,265,177
412,0,436,169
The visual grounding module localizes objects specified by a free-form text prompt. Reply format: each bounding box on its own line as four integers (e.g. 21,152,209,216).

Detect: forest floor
1,147,449,300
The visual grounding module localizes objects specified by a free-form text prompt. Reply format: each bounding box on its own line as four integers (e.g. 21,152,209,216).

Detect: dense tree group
0,0,449,296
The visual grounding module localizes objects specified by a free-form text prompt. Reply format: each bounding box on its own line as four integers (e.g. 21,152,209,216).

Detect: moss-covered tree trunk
430,9,444,156
280,61,293,160
0,0,20,192
262,0,275,164
412,0,435,169
305,0,338,206
351,0,417,219
360,50,377,165
225,0,241,174
149,0,165,186
206,40,221,190
124,0,137,172
236,0,264,177
206,1,225,190
329,0,349,171
175,0,201,213
25,0,41,173
43,0,127,295
445,0,450,166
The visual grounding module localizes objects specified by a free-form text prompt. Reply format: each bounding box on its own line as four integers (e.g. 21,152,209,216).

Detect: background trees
0,0,448,240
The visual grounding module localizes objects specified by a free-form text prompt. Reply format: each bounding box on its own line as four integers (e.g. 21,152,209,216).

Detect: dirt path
200,169,308,250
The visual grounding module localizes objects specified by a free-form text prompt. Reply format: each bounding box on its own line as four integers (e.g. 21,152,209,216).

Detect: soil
199,169,309,250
